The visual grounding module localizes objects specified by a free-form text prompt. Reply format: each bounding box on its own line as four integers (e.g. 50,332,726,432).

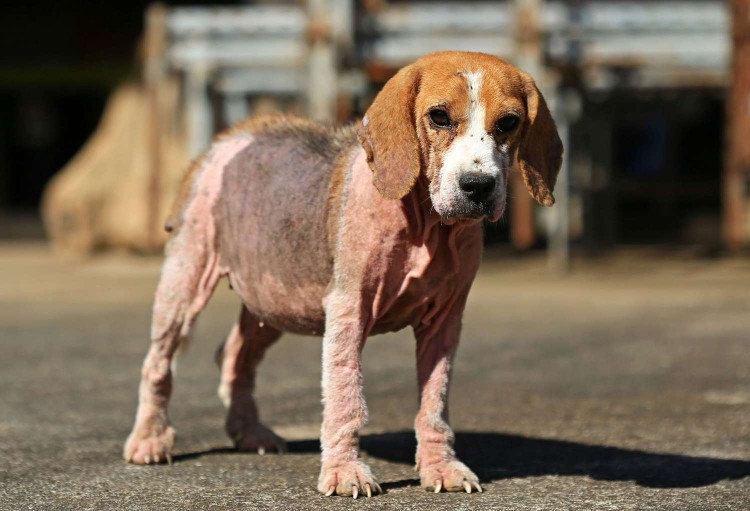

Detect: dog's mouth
437,198,503,223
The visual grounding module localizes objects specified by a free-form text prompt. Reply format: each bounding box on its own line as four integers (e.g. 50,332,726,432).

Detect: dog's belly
216,133,336,335
232,275,328,335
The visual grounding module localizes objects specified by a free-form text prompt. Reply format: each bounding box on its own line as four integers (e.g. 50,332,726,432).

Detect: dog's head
358,51,563,223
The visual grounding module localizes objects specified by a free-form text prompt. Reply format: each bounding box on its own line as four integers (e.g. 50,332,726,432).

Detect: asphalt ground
1,242,749,510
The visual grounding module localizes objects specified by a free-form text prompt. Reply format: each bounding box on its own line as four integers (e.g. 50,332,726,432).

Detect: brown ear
357,64,422,200
517,74,563,207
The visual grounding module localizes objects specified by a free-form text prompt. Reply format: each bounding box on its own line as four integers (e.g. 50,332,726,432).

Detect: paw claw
318,460,380,498
123,425,175,465
420,458,480,495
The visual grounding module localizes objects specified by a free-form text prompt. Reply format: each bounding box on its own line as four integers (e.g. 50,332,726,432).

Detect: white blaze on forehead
464,72,486,138
439,71,499,176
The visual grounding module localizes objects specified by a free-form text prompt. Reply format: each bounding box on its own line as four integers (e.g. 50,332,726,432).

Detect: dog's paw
123,426,176,465
228,421,287,454
318,460,383,498
420,459,482,493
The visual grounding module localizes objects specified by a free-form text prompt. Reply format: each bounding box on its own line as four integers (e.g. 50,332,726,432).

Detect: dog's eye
495,115,519,134
429,109,452,128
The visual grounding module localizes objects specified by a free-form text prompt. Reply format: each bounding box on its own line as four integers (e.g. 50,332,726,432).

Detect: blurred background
3,3,750,508
2,0,748,265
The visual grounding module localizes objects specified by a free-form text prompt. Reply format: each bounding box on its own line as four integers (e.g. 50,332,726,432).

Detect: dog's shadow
174,431,750,489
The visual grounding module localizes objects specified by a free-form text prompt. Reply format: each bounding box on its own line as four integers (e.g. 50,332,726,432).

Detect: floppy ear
517,74,563,207
357,64,422,200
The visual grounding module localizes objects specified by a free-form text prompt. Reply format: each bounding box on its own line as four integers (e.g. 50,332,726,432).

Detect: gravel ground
1,242,749,510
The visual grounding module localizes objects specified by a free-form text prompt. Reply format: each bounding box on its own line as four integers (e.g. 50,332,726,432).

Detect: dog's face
358,52,563,222
415,65,527,222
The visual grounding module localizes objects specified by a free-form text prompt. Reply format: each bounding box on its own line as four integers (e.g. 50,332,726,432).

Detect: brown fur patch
516,74,563,206
357,65,422,200
414,69,470,186
326,148,357,255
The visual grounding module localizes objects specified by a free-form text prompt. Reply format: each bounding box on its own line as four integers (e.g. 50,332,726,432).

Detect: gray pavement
1,242,749,510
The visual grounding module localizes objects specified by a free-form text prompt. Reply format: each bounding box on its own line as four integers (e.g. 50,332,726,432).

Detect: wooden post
512,0,543,250
724,0,750,249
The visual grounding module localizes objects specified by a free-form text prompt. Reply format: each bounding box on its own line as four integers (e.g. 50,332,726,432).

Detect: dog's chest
371,224,482,334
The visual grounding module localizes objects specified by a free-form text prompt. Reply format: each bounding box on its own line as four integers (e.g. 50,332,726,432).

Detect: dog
123,51,562,498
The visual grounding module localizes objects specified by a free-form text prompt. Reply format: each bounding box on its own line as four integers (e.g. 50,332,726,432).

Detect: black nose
458,173,496,203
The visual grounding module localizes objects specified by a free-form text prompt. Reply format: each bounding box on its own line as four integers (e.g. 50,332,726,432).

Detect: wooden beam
511,0,543,249
723,0,750,248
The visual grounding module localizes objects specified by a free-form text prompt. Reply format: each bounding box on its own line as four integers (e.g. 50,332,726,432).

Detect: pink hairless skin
124,51,562,498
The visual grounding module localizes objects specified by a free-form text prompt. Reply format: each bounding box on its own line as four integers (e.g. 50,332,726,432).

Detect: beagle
124,51,562,497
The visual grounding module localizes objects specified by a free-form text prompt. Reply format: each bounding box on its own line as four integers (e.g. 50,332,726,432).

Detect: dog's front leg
414,292,482,494
317,290,381,498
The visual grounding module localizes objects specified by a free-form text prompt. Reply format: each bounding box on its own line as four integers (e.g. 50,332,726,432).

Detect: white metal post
184,64,213,157
306,0,338,122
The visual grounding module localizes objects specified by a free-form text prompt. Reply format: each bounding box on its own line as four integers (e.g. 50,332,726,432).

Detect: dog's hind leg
123,218,225,465
123,135,252,465
216,306,286,454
